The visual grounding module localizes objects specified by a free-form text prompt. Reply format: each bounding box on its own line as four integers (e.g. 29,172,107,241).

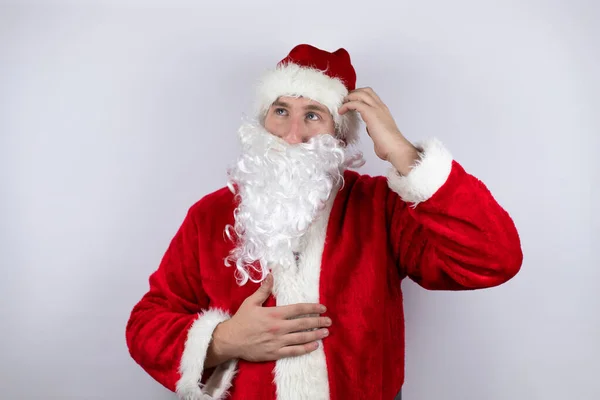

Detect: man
126,44,523,400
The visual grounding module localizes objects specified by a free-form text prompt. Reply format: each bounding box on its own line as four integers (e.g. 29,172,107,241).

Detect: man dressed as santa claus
126,44,523,400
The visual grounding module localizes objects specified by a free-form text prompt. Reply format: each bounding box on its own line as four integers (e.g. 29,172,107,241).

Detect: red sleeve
386,139,523,290
125,205,237,400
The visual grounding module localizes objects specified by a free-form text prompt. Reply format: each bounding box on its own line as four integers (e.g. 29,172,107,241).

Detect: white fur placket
269,191,337,400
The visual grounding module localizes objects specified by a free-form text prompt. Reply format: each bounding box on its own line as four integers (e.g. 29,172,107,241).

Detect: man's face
263,96,336,144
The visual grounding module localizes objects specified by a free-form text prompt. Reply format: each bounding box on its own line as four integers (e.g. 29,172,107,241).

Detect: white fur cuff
386,138,453,207
176,309,237,400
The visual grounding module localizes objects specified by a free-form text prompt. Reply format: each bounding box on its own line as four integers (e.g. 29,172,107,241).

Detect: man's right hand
206,274,331,366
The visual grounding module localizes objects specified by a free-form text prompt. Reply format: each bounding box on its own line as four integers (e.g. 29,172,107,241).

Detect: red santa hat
254,44,361,144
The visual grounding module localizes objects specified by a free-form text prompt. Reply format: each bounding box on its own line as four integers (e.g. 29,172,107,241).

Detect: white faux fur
254,63,361,144
386,138,454,207
176,309,238,400
269,189,337,400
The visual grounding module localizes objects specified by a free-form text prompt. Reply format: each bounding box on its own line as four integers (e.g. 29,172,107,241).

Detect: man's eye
275,108,287,115
307,112,320,121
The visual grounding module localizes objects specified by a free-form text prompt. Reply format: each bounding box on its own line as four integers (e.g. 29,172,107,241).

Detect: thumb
251,273,273,305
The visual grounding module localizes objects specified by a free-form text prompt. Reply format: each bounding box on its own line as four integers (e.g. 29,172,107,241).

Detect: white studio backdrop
1,1,598,399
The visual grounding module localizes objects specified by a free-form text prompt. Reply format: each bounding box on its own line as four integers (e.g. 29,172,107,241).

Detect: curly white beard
225,120,364,285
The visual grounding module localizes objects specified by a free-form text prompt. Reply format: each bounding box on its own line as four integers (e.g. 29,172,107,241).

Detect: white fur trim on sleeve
386,138,453,207
175,308,238,400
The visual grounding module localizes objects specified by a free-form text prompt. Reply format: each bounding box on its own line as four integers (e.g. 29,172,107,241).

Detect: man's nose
282,118,304,144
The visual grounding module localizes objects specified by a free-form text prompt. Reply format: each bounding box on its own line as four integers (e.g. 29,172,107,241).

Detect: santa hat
254,44,361,144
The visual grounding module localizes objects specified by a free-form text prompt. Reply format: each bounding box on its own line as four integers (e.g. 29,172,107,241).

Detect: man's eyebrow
304,104,328,113
272,100,290,108
272,100,328,114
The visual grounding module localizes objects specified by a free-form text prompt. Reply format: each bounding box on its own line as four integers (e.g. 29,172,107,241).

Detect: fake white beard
225,120,364,285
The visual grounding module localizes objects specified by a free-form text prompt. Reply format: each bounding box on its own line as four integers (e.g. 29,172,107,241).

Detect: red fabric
278,44,357,91
126,161,522,399
125,206,208,391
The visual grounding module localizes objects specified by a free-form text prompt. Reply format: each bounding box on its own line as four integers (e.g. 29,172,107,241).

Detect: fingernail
322,329,329,337
325,318,332,326
320,305,327,312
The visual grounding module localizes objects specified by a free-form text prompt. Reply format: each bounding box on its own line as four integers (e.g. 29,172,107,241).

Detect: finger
275,303,327,319
249,273,273,305
281,328,329,347
338,100,370,116
346,89,376,105
360,87,386,107
344,90,377,107
276,342,320,359
282,316,332,333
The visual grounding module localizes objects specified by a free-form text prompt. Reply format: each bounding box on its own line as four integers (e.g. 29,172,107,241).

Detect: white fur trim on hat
254,63,361,144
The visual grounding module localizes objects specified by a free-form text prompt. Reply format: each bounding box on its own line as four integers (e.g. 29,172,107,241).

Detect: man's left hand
338,87,420,175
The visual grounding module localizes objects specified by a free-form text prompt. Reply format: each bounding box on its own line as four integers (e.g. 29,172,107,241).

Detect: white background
1,0,598,399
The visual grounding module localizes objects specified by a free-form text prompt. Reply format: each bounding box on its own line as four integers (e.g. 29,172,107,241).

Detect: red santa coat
126,139,523,400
